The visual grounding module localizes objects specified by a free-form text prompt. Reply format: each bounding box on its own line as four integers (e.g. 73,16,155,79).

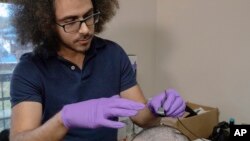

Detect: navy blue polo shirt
10,36,137,141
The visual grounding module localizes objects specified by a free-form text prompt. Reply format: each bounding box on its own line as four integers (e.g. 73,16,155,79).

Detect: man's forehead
54,0,93,19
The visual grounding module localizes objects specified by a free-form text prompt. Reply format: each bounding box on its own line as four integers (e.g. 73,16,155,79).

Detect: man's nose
78,22,90,34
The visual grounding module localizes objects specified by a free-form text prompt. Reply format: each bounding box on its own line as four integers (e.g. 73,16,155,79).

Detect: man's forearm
10,112,68,141
131,107,161,128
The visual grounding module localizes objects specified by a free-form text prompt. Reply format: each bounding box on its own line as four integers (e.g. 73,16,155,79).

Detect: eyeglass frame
56,11,101,33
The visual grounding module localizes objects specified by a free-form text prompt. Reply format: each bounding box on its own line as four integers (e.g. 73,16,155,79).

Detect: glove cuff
61,105,71,129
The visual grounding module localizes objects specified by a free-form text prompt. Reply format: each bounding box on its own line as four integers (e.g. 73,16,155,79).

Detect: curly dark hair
10,0,119,56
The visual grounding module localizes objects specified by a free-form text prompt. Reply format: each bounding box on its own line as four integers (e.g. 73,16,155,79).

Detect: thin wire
177,117,208,141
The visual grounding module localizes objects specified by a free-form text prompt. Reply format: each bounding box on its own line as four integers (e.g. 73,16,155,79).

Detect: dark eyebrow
83,8,94,18
58,8,94,22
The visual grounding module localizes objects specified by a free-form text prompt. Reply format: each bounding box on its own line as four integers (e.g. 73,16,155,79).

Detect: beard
59,32,94,54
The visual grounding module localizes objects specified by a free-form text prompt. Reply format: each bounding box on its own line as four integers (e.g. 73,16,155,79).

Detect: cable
177,117,208,141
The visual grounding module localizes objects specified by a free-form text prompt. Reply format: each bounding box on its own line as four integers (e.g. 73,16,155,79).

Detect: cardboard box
161,102,219,140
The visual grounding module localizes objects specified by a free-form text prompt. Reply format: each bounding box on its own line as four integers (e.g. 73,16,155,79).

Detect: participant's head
132,126,189,141
12,0,119,56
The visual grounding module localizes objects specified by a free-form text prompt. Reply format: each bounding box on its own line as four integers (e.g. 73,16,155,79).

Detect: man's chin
76,45,91,54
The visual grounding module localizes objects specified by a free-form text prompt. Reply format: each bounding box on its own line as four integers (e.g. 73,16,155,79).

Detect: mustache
75,33,93,42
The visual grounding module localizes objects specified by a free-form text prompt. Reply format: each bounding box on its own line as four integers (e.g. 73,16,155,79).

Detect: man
10,0,186,141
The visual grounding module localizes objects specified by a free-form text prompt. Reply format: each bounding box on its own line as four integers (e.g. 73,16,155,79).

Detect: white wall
156,0,250,123
100,0,157,97
101,0,250,124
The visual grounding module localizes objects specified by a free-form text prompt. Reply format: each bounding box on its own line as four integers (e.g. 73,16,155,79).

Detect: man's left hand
148,89,186,117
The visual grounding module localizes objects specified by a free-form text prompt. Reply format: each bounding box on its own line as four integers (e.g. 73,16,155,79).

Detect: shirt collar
84,35,106,57
91,35,106,49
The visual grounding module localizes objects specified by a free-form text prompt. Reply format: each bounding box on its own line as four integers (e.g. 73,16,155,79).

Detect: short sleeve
10,54,43,108
119,48,137,92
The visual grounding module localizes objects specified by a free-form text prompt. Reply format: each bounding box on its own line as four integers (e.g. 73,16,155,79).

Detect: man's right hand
61,95,145,129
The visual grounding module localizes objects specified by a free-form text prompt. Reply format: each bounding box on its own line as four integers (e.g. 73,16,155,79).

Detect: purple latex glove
61,95,145,129
148,89,186,117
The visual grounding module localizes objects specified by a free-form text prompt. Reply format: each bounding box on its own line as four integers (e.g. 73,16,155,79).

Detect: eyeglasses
56,11,101,33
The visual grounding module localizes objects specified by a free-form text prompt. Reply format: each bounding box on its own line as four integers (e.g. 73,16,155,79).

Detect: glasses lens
64,22,81,33
85,16,95,26
63,12,100,33
85,13,100,26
